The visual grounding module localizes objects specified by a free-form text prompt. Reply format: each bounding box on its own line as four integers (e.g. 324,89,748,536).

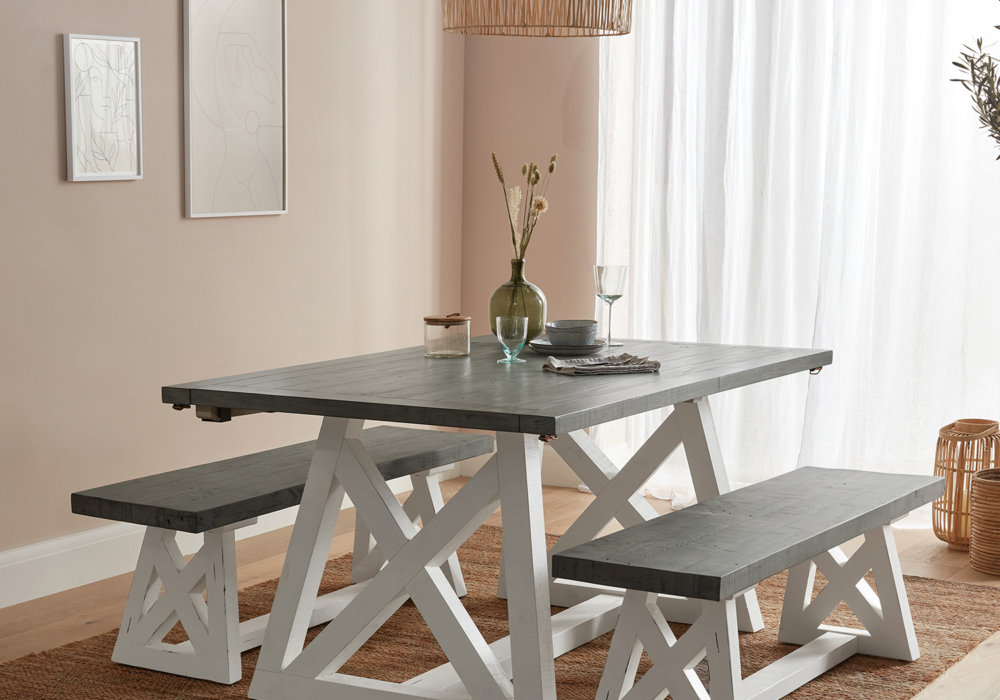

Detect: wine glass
593,265,628,347
495,316,529,364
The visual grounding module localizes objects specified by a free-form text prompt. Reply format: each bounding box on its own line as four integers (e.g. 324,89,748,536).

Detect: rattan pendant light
442,0,633,37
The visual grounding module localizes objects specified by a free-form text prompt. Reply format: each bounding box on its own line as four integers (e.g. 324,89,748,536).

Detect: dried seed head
491,152,505,184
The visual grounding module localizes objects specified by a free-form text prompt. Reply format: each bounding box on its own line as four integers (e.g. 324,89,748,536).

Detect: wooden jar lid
424,314,471,325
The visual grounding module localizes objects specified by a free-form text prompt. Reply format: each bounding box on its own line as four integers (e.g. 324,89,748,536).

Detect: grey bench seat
71,425,494,533
71,425,494,685
552,467,943,700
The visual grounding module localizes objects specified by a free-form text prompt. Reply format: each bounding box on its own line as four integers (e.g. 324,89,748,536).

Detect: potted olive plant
954,6,1000,158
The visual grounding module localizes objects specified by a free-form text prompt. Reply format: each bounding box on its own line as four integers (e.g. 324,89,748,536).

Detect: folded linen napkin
543,353,661,376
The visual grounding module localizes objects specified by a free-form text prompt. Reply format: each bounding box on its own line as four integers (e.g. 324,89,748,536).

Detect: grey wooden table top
163,337,831,434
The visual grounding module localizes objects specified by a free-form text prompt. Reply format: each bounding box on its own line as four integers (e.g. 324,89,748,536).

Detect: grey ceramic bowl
545,319,599,346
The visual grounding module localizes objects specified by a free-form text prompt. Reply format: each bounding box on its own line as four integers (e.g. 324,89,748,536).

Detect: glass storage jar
423,314,471,358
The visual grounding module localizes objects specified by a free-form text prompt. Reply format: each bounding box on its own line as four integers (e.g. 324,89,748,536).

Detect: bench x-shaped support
250,417,520,699
545,399,764,632
113,524,241,683
779,523,919,661
598,523,920,700
596,589,741,700
597,524,921,700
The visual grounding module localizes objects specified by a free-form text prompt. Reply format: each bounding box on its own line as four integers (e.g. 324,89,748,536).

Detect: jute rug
2,524,999,699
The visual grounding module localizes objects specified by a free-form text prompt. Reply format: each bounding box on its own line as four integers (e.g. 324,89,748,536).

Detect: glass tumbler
495,316,528,364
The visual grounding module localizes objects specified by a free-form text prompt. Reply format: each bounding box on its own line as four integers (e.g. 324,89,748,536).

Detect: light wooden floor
1,480,999,698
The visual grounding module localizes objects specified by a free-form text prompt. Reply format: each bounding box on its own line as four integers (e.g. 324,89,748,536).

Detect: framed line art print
184,0,288,217
64,34,143,181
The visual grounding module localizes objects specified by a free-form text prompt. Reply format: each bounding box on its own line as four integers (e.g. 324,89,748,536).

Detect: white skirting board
0,475,428,610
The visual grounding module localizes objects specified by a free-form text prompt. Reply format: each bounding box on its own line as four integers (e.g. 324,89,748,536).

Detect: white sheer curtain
596,0,1000,503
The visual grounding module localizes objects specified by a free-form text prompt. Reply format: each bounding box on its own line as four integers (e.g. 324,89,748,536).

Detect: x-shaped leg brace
546,400,764,632
351,465,467,597
251,417,513,699
595,590,741,700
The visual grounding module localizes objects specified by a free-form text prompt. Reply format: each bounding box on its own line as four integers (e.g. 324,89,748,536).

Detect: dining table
162,335,831,699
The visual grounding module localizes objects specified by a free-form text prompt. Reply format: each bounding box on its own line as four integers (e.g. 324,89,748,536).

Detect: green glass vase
489,259,547,341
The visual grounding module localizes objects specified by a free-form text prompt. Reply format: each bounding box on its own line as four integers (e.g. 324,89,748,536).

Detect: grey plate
528,338,608,356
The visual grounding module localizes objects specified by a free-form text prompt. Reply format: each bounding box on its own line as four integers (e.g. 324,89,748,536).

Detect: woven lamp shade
442,0,633,37
932,419,1000,550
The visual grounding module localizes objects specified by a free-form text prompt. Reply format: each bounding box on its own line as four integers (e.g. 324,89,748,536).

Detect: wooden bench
551,467,944,700
71,425,494,684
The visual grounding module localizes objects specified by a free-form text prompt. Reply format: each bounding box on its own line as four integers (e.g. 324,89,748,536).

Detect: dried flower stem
491,153,558,260
491,151,519,251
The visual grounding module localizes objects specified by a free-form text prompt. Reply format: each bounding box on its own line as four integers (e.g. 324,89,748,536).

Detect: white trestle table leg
351,465,467,597
250,417,354,694
496,432,557,700
251,417,512,700
672,398,764,633
544,421,681,610
411,467,468,596
548,420,681,557
548,400,764,633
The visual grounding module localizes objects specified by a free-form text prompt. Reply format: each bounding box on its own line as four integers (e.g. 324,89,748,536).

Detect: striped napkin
543,353,661,376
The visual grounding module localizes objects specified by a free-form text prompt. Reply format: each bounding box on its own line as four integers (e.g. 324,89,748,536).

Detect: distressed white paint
112,525,241,683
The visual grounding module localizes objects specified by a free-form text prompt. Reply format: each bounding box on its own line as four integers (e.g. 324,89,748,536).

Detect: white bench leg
597,589,867,700
595,590,659,699
597,590,738,700
112,523,244,684
778,523,918,661
350,465,467,597
703,598,742,699
114,516,366,684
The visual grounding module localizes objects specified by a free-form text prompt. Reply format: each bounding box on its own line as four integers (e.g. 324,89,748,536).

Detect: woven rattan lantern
932,419,1000,549
442,0,633,37
970,470,1000,575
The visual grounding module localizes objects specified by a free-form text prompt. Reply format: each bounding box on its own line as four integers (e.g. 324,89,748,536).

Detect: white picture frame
184,0,288,218
64,34,143,182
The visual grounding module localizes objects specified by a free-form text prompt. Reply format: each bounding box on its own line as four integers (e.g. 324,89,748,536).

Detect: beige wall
461,37,600,336
0,5,601,561
0,2,465,551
